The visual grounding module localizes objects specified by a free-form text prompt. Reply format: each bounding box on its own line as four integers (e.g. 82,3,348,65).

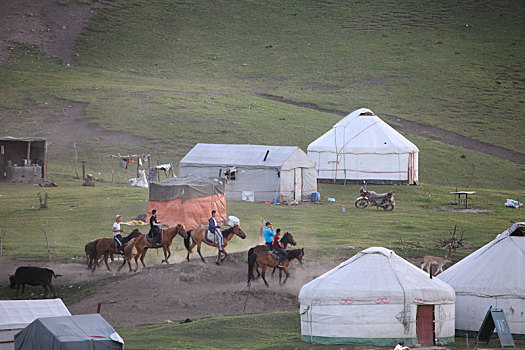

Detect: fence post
42,218,51,261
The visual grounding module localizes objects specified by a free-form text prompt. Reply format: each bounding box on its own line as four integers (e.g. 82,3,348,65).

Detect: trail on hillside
256,93,525,166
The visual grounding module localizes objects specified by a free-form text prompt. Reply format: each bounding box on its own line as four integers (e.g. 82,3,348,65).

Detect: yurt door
416,305,434,346
408,152,415,184
294,168,302,201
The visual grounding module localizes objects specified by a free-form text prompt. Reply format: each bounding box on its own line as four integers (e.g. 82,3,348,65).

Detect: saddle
265,244,280,260
146,232,162,246
205,230,219,244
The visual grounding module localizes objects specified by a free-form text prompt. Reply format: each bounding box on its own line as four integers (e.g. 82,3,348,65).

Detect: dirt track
0,252,337,327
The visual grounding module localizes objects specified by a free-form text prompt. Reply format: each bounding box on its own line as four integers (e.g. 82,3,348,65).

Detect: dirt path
0,253,337,327
257,93,525,166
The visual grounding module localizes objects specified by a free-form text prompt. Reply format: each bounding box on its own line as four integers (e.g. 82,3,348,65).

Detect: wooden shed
0,137,47,183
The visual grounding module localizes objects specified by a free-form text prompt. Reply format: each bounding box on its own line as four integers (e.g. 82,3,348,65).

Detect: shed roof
180,143,313,168
0,299,70,330
0,136,47,142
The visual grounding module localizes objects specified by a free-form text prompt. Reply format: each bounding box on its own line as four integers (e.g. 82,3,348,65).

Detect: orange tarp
147,194,227,230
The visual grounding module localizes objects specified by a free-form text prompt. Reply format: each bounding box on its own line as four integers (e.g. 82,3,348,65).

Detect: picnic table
450,191,476,209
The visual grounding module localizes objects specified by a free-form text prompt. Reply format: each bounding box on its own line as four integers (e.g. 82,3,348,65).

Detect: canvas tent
0,299,70,350
179,143,317,202
438,222,525,337
147,176,226,229
307,108,419,184
14,314,123,350
299,247,455,346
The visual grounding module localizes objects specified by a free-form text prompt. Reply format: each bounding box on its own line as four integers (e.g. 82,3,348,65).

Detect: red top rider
272,229,287,267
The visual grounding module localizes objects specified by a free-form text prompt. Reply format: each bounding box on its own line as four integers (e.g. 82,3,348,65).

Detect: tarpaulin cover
14,314,123,350
0,299,70,350
149,176,225,203
148,194,227,229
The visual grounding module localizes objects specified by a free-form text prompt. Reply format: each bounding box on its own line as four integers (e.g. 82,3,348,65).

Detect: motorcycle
354,186,395,211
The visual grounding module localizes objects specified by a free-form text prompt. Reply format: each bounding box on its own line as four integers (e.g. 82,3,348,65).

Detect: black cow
9,266,61,298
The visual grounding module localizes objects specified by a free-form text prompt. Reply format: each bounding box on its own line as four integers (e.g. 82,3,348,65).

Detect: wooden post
136,157,140,178
0,226,2,256
117,158,121,185
111,156,114,184
259,219,265,245
82,161,86,180
97,303,102,313
156,161,160,182
26,141,31,165
42,218,51,261
73,143,79,178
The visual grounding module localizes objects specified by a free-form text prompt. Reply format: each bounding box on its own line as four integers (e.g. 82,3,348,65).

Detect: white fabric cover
307,108,419,183
0,299,70,350
299,247,455,344
438,222,525,335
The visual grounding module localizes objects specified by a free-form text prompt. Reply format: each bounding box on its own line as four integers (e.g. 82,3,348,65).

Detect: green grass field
1,0,524,348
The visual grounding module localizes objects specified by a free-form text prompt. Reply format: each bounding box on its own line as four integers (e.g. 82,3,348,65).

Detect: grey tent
14,314,123,350
179,143,317,202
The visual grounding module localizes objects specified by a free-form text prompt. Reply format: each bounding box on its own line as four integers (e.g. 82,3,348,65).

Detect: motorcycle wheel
355,198,368,209
382,202,394,211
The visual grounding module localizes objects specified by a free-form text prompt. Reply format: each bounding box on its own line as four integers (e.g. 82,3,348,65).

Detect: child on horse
208,210,223,251
272,229,288,268
263,221,275,250
148,209,163,244
112,215,125,255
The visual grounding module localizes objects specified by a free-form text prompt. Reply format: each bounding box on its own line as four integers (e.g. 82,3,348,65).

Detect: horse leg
104,252,111,271
220,248,228,263
196,242,206,263
186,240,197,261
133,247,141,272
140,250,147,268
271,266,277,278
261,266,269,287
280,268,290,285
162,245,171,264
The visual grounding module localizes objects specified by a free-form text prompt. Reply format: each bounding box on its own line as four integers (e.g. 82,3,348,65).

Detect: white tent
438,222,525,337
307,108,419,184
299,247,455,346
0,299,71,350
179,144,317,202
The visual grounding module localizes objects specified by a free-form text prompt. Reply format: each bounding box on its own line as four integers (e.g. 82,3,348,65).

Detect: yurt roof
299,247,455,305
438,222,525,298
180,143,314,168
307,108,419,154
0,299,71,330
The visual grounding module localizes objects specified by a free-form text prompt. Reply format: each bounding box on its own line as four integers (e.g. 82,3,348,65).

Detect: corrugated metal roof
0,136,47,142
180,143,301,168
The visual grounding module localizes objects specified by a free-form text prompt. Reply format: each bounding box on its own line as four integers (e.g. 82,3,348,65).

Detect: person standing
113,215,125,255
208,210,223,251
272,228,288,268
263,222,275,250
149,209,163,244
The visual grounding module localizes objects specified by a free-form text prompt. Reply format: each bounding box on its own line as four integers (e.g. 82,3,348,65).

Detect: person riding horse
148,209,163,244
263,221,275,250
208,210,223,251
272,229,287,268
112,214,125,255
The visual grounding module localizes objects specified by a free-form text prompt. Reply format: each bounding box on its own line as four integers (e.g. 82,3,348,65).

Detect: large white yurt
438,222,525,337
307,108,419,184
299,247,455,346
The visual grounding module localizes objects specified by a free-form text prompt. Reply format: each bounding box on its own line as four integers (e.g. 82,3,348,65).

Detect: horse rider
272,228,287,268
149,209,162,244
112,214,125,255
208,210,223,252
263,221,275,250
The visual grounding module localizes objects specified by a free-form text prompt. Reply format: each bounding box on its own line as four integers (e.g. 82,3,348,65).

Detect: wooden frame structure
0,137,47,182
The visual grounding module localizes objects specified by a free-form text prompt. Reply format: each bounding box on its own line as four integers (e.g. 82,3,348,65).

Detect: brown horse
184,224,246,265
247,248,304,287
121,224,187,272
90,229,142,272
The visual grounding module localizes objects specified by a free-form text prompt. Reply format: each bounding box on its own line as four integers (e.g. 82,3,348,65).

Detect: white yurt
438,222,525,337
307,108,419,184
299,247,455,346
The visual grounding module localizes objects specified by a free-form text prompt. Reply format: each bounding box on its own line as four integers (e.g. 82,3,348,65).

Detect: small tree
38,191,48,209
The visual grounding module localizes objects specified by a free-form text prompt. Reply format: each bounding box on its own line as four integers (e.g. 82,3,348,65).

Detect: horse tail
124,238,136,256
86,240,98,268
183,230,192,251
248,251,257,282
248,247,254,257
